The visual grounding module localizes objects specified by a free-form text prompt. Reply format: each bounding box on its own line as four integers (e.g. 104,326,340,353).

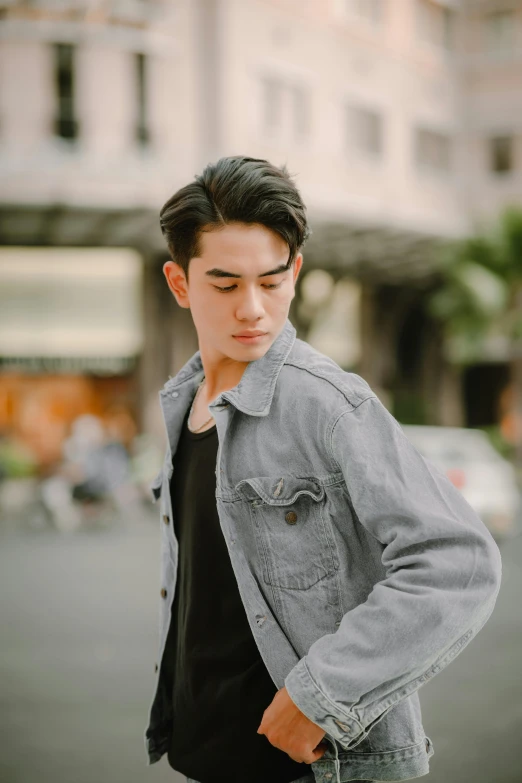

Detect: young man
144,156,502,783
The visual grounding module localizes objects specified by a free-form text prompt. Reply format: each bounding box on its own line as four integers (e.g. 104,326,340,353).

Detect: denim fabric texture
185,777,318,783
186,777,373,783
145,318,502,783
186,777,327,783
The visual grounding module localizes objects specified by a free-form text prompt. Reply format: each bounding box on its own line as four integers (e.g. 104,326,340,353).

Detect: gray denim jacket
144,318,502,783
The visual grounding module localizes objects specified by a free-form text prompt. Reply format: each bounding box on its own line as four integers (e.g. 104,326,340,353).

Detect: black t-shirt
163,405,311,783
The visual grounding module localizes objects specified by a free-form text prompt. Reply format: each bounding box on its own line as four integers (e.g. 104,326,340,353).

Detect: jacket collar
161,318,296,417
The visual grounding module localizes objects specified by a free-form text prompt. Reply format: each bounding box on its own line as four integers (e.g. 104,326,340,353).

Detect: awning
0,247,144,366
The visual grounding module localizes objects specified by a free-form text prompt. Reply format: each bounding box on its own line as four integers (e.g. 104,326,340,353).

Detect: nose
235,284,265,321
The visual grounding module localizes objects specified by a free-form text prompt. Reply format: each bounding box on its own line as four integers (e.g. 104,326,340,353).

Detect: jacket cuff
284,656,367,750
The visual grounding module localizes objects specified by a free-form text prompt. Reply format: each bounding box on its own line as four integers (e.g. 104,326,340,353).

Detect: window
290,84,310,140
261,76,284,133
490,136,513,174
415,127,452,172
135,52,149,146
416,0,454,50
485,11,514,57
260,76,310,142
347,105,383,158
350,0,383,26
442,6,453,50
53,43,78,141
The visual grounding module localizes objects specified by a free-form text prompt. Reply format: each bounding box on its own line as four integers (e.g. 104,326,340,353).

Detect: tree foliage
426,206,522,363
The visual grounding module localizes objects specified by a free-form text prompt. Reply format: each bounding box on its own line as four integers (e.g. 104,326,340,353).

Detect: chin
229,339,273,361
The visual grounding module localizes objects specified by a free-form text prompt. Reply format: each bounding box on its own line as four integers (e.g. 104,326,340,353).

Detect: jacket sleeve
284,394,502,750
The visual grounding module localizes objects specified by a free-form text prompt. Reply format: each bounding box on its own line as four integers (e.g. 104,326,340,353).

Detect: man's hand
257,685,328,764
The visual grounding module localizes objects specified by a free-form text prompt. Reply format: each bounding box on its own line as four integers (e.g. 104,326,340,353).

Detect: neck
199,349,249,404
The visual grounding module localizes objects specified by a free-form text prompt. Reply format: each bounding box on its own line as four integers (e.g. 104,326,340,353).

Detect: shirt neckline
185,420,217,440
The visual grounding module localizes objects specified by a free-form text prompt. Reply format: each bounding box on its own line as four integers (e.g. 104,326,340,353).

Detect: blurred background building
1,4,522,782
0,0,521,469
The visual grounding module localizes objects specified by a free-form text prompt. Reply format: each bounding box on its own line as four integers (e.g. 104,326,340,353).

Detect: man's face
163,222,303,365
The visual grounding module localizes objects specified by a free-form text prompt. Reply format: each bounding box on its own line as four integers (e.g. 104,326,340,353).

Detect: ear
163,260,190,309
292,253,303,286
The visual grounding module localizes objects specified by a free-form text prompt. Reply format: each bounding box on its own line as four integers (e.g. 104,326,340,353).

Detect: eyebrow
205,261,292,279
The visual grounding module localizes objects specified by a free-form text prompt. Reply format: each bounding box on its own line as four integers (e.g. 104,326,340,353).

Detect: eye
213,281,283,293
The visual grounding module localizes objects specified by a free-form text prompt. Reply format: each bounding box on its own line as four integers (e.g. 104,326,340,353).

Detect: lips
232,331,268,344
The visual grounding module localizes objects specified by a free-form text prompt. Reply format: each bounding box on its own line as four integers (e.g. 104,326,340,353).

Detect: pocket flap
235,475,324,505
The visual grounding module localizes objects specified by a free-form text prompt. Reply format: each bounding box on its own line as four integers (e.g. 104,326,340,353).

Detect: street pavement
0,509,521,783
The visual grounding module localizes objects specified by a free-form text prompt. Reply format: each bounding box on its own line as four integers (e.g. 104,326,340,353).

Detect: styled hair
159,155,310,277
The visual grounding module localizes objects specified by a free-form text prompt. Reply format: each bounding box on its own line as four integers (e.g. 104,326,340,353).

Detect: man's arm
284,393,502,750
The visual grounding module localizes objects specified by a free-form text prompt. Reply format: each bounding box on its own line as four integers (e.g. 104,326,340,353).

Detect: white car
400,424,522,543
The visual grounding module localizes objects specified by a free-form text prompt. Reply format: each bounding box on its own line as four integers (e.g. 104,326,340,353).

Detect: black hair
159,155,310,277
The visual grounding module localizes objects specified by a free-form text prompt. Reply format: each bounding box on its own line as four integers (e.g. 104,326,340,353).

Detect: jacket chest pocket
235,475,338,590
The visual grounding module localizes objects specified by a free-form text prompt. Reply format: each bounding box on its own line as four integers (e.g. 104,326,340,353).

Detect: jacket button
160,588,167,599
285,511,298,525
154,663,158,673
163,514,170,525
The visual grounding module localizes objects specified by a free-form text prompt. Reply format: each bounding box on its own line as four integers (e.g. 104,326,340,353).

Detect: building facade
0,0,521,465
